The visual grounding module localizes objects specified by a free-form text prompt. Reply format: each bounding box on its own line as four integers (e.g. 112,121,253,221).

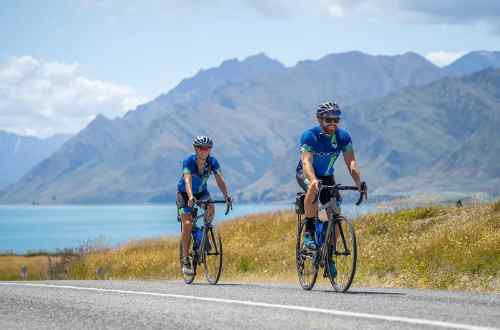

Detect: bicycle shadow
317,289,406,296
189,282,272,289
188,283,405,296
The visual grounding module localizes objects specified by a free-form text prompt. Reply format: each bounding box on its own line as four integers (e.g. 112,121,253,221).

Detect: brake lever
355,182,368,206
224,200,233,216
355,194,363,206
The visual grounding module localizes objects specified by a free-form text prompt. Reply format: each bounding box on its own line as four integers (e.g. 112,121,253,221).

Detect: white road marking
0,282,497,330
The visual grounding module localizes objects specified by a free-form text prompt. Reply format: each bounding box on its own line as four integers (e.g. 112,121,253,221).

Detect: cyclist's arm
343,150,362,189
183,172,194,199
214,172,229,199
302,151,318,184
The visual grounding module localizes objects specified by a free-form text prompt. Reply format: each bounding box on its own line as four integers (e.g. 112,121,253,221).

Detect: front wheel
326,215,357,292
296,217,319,290
202,225,223,284
179,238,197,284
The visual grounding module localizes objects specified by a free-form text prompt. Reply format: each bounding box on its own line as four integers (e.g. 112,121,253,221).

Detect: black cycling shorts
296,173,341,205
296,173,336,191
176,190,211,215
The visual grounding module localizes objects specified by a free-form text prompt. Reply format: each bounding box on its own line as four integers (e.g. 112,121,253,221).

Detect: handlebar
195,199,233,215
319,181,368,206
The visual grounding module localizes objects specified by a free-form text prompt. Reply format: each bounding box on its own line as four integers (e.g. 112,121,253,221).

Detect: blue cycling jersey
177,154,222,193
296,126,353,176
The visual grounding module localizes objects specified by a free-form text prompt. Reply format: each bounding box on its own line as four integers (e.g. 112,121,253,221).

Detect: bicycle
295,182,367,292
179,199,232,285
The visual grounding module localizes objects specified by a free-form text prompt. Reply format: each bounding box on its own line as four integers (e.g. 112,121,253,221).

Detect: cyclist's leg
207,204,214,222
297,172,319,218
296,173,318,248
180,212,193,257
198,191,214,222
177,192,194,258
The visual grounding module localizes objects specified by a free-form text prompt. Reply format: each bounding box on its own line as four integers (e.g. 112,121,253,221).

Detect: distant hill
1,51,499,204
354,68,500,198
445,51,500,76
0,131,70,191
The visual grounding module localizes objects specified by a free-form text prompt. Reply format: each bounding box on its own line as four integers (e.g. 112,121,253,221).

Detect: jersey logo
315,151,335,157
330,132,338,149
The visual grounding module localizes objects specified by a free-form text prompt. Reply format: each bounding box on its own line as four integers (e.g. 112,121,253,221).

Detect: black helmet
193,136,213,148
316,101,341,118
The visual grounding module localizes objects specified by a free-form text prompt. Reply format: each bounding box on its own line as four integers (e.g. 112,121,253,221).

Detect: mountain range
0,131,70,192
445,51,500,76
1,50,499,204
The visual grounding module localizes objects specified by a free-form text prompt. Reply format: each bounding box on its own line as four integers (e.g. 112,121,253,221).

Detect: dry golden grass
0,256,51,280
355,202,500,291
218,211,297,281
68,238,180,280
67,211,298,281
3,200,499,292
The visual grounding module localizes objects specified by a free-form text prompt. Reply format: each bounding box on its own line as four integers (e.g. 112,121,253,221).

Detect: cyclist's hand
360,182,368,199
225,195,233,210
187,196,196,207
310,179,321,193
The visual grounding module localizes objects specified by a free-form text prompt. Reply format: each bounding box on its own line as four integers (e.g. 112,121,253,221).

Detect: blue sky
1,0,499,137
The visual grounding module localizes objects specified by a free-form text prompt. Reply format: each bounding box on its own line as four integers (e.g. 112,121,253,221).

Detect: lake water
0,203,376,253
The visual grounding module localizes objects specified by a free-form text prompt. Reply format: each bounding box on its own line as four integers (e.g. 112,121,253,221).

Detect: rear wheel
202,225,223,284
326,215,357,292
296,217,318,290
179,236,197,284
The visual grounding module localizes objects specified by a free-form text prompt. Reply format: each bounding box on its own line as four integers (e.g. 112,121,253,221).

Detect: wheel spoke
326,216,357,293
203,226,223,284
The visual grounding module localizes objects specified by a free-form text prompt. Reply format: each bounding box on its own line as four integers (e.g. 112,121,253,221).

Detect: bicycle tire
202,225,223,284
296,218,319,290
325,215,357,292
179,238,197,284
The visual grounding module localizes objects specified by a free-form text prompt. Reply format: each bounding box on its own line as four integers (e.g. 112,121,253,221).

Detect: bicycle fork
319,214,348,277
318,218,335,277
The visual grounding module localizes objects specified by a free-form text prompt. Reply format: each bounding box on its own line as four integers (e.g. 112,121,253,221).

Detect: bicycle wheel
326,215,357,292
296,218,318,290
202,225,223,284
179,237,197,284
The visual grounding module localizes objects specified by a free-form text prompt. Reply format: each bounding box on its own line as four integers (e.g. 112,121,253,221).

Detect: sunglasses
322,117,340,124
197,146,212,151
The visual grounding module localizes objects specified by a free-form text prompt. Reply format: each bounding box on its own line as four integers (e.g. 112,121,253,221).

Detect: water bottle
192,226,202,249
315,220,327,247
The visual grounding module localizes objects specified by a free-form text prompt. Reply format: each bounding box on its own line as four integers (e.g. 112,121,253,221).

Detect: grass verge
2,200,499,292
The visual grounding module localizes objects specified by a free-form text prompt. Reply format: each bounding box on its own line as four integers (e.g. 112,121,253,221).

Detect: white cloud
425,51,467,67
241,0,388,17
0,56,146,137
241,0,500,32
79,0,500,32
327,4,346,18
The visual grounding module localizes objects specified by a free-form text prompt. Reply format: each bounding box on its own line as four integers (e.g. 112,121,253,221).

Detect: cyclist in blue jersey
177,136,232,275
296,101,363,253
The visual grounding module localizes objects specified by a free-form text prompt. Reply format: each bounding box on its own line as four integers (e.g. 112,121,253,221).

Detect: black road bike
179,199,231,285
295,182,367,292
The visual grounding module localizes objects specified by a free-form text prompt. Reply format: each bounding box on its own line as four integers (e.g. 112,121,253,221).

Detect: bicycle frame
317,185,360,265
188,199,229,263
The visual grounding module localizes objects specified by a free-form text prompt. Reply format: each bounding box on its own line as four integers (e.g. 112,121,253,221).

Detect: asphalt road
0,280,498,329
